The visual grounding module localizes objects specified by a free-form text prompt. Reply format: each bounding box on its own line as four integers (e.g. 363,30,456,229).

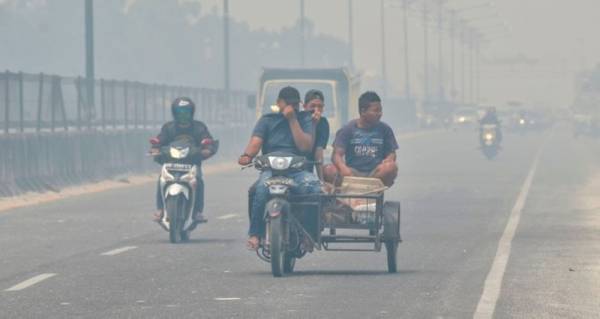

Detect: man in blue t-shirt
238,86,321,250
324,91,398,187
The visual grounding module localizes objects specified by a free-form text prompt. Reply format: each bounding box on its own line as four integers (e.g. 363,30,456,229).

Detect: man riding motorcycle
479,107,503,145
238,86,321,250
151,97,218,224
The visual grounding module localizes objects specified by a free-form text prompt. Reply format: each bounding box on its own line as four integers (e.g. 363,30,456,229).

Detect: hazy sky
4,0,600,108
187,0,600,108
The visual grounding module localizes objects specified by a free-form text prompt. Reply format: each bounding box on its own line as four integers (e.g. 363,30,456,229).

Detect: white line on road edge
217,214,239,220
5,273,57,292
101,246,138,256
473,143,546,319
214,297,241,301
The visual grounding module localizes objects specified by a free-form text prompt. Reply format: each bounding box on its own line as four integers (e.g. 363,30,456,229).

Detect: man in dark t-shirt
324,91,398,187
303,89,330,180
238,86,321,250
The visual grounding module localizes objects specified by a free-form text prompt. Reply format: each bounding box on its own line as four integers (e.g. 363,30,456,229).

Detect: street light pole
460,25,466,106
423,0,429,103
450,10,456,103
402,0,411,99
300,0,306,67
437,0,444,101
84,0,94,110
348,0,354,68
223,0,230,103
380,0,387,97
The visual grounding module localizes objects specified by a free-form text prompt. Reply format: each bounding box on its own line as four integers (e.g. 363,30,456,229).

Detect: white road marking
217,214,239,220
214,297,241,301
5,273,57,292
100,246,137,256
473,144,546,319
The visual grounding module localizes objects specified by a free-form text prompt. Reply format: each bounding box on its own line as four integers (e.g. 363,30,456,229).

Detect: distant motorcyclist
151,97,218,224
303,89,330,180
479,107,502,144
238,86,321,250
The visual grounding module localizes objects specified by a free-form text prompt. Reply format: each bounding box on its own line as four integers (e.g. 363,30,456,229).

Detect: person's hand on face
306,99,324,123
281,104,296,120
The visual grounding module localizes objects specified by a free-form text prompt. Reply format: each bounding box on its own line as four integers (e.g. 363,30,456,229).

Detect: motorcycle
244,152,315,276
150,137,208,243
480,124,501,159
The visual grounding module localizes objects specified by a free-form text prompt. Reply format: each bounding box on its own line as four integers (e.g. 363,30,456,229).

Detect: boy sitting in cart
324,91,398,188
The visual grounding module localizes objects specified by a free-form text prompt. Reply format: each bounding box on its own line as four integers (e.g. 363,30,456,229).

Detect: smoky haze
2,0,600,109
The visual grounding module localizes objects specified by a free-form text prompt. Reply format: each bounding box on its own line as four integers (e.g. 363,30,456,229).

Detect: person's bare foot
246,236,260,251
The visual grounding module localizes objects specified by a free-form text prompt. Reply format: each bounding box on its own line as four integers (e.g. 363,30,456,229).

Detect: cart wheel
383,201,401,242
385,240,398,273
383,201,401,273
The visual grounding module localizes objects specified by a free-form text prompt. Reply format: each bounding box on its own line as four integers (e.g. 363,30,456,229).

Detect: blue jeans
248,170,321,236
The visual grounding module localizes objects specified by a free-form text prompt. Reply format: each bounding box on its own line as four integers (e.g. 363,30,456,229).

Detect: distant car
452,109,479,126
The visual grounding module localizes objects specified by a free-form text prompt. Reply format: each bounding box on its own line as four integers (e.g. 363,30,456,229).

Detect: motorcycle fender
264,198,290,219
165,184,189,199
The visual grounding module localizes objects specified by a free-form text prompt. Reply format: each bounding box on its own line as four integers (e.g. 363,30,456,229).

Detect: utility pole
348,0,354,68
437,0,444,101
402,0,411,99
84,0,94,110
461,26,466,106
423,0,429,103
450,10,456,103
380,0,387,97
300,0,306,67
223,0,230,104
469,30,474,105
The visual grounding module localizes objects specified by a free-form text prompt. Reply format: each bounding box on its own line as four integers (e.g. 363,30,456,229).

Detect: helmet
487,107,497,114
171,97,195,125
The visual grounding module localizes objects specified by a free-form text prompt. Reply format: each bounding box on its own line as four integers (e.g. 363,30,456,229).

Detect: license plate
164,163,193,171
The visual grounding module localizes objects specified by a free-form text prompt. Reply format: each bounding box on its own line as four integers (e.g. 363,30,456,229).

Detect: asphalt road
1,126,599,319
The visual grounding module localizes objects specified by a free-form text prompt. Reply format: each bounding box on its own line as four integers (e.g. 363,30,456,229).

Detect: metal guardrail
0,71,255,197
0,70,253,134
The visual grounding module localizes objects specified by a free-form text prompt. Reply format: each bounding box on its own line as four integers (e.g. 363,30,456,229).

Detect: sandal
246,236,260,251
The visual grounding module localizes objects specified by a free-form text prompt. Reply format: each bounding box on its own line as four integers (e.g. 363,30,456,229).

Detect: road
1,126,599,319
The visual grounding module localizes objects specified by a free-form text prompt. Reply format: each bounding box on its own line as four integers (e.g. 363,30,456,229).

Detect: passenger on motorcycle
238,86,321,250
151,97,218,224
303,89,330,180
324,91,399,187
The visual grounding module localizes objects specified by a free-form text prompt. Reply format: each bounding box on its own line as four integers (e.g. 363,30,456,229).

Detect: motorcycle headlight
170,147,190,159
485,133,494,140
160,165,175,182
180,165,197,183
459,117,466,123
519,119,526,125
268,156,293,170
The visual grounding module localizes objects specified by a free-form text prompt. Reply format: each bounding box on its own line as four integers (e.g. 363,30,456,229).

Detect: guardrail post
142,83,147,129
36,73,44,132
4,70,10,134
18,72,24,133
100,78,105,130
123,80,129,130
